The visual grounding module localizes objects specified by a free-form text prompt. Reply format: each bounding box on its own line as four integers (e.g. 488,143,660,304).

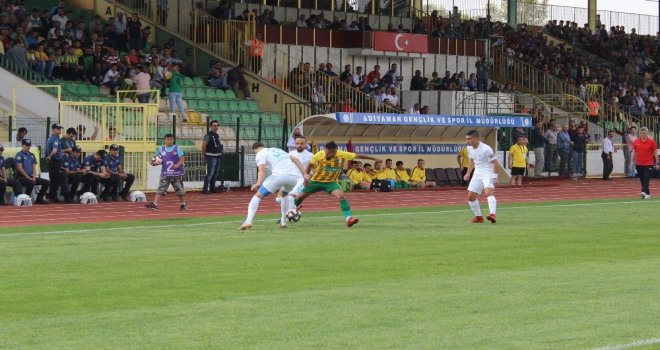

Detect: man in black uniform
63,145,86,201
104,144,135,201
202,120,223,194
15,139,50,204
46,123,71,203
0,144,22,205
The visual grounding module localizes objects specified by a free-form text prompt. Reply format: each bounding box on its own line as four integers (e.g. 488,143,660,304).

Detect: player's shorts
511,167,526,176
157,175,185,196
290,177,305,196
258,173,299,196
467,174,495,194
302,180,341,194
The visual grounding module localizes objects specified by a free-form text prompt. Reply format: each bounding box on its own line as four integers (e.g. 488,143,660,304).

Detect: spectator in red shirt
366,64,380,84
632,127,659,199
340,97,355,112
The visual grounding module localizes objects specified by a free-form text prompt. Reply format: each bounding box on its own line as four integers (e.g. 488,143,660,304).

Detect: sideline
0,200,654,238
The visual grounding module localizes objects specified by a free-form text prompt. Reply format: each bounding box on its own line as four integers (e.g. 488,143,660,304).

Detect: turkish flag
373,32,429,54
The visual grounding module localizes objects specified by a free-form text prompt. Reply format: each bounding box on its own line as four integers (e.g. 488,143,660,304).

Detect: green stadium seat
204,88,216,99
87,84,100,96
197,100,210,111
208,100,220,111
238,101,250,112
64,83,79,94
89,96,101,102
187,99,199,110
224,89,236,99
184,87,197,99
247,101,259,112
100,97,112,102
183,76,194,87
195,88,206,99
215,89,226,99
228,101,240,111
218,101,230,111
219,115,235,127
193,77,205,87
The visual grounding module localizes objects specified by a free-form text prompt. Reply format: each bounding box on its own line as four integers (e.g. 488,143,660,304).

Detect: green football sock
339,199,351,219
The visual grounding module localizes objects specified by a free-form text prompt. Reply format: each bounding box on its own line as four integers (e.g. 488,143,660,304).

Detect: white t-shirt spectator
103,69,120,83
51,14,68,30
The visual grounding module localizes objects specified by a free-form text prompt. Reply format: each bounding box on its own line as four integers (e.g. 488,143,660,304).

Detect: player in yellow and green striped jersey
293,141,381,227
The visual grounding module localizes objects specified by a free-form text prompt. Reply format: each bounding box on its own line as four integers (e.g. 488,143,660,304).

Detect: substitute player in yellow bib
293,141,381,227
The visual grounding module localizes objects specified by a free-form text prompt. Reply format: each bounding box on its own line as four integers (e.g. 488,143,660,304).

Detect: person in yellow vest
508,136,530,186
394,161,411,189
410,158,436,188
362,163,373,184
588,96,600,122
457,146,472,186
346,161,370,190
244,32,264,73
376,159,397,190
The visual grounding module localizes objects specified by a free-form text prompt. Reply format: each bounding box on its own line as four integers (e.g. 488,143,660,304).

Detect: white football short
259,174,299,196
467,174,495,194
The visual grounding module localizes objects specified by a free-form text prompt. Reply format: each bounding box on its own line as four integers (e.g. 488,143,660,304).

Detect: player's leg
146,176,168,209
467,176,484,222
278,175,299,227
327,183,358,227
483,177,497,223
172,176,187,210
240,176,276,229
293,180,319,208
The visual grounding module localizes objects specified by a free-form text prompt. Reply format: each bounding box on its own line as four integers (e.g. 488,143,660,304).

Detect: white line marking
0,200,655,238
591,337,660,350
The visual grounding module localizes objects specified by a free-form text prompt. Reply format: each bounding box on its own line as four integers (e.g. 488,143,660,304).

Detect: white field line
591,337,660,350
0,200,655,238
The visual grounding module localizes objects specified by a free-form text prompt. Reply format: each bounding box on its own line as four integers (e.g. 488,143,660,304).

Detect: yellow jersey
346,168,363,185
395,169,410,181
310,150,356,182
459,147,470,168
376,167,396,180
509,144,528,168
410,167,426,182
362,171,372,183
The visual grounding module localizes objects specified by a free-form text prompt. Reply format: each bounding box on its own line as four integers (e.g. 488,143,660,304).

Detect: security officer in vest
202,120,223,194
46,123,72,203
244,32,264,73
105,144,135,201
63,145,86,201
15,139,50,204
0,144,22,205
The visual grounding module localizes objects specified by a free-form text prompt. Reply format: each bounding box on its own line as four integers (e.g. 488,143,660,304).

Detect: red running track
0,178,657,228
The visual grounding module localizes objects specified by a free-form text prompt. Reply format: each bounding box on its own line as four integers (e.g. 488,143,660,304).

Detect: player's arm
16,162,30,179
655,147,659,168
491,159,500,185
463,159,475,181
251,164,267,191
201,139,208,160
289,155,310,181
457,153,462,167
354,153,381,162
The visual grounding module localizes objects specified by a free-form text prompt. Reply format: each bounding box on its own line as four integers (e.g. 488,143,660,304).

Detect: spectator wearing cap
63,145,86,202
82,149,110,196
61,127,77,156
105,144,135,201
0,144,22,205
15,139,49,204
46,123,70,203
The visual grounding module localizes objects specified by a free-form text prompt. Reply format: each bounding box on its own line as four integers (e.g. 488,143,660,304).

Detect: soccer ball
286,209,302,222
151,155,163,165
130,190,147,202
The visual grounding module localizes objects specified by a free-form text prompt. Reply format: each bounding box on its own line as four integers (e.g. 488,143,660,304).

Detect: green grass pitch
1,198,659,350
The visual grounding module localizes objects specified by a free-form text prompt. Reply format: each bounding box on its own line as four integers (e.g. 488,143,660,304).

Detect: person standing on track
239,142,309,230
463,130,500,224
632,127,659,199
292,141,381,228
46,123,71,203
145,134,188,211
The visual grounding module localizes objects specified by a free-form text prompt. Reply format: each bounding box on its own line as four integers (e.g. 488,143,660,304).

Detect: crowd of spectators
0,0,195,100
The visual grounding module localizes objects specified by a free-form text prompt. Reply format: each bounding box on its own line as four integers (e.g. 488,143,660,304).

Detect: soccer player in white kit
239,142,309,230
463,130,500,223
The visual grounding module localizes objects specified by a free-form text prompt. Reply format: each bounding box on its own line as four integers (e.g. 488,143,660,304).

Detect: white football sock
280,196,290,222
245,196,261,224
487,196,497,215
469,200,482,217
287,194,297,211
